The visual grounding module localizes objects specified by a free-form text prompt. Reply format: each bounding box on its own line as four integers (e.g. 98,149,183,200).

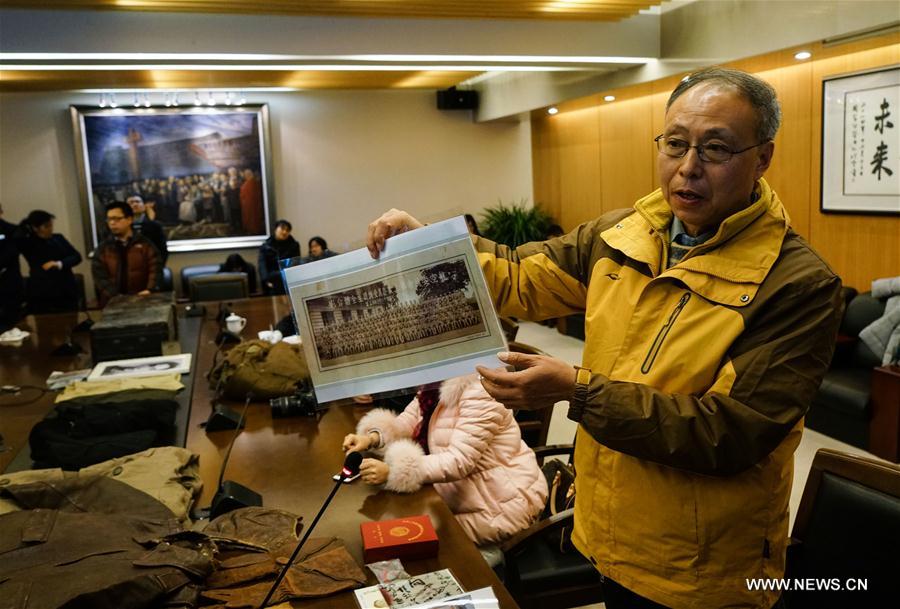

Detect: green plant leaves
480,199,554,249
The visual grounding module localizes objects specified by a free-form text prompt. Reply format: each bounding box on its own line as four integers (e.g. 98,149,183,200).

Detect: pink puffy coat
356,375,548,545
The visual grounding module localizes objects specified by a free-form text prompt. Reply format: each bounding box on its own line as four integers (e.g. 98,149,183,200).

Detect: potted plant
479,199,555,249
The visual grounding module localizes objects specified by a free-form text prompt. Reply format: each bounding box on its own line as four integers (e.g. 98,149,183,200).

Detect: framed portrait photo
70,104,276,253
821,66,900,214
87,353,192,381
283,217,507,402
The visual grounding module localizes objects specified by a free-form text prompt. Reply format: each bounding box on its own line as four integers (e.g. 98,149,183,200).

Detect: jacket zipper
641,292,691,374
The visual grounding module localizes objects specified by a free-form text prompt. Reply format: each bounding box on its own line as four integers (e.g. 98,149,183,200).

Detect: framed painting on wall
70,104,276,253
821,66,900,215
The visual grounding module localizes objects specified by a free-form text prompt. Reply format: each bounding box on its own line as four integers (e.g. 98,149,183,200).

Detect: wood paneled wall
532,33,900,290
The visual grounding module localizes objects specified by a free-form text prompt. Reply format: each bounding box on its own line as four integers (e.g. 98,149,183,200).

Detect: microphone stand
257,453,362,609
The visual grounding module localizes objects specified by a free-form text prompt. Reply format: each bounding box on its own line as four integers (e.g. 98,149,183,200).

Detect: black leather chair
187,272,249,302
807,291,886,449
500,444,603,609
180,264,221,296
784,448,900,609
159,267,173,292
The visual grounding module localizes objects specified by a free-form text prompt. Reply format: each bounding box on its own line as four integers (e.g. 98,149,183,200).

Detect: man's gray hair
667,67,782,143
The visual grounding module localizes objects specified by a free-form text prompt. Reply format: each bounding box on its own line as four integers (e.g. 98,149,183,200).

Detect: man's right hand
366,209,424,259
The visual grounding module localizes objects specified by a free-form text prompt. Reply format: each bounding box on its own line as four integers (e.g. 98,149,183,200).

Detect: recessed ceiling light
604,95,616,102
794,51,812,60
548,107,559,115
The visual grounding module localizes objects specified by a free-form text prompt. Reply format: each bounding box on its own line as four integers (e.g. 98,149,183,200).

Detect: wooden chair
500,443,603,609
507,341,554,448
784,448,900,608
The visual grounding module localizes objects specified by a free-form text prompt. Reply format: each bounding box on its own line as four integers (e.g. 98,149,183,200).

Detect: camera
269,384,327,418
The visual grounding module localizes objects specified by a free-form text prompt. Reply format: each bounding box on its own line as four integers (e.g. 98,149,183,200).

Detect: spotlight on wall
225,91,233,106
109,93,118,108
194,91,202,106
794,50,812,60
604,95,616,102
238,91,246,105
143,93,151,108
133,92,140,107
99,93,107,108
173,92,180,106
547,106,559,115
207,91,216,106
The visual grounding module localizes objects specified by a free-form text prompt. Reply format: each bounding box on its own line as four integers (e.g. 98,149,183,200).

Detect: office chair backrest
188,272,249,302
180,263,221,295
786,448,900,608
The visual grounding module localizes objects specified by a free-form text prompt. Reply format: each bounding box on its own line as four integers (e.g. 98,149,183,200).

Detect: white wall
0,90,532,301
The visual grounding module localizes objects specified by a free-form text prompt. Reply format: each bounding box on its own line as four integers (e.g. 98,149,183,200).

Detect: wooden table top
0,311,92,472
188,297,520,608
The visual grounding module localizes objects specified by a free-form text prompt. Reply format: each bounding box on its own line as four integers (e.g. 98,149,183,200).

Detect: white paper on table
405,586,501,609
283,216,507,402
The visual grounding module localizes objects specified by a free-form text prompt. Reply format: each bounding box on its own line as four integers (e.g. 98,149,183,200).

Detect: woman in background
304,236,336,263
258,219,300,295
18,210,82,313
342,374,547,562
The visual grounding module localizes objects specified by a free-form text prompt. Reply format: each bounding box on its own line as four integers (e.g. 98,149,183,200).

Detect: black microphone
257,451,363,609
207,393,262,519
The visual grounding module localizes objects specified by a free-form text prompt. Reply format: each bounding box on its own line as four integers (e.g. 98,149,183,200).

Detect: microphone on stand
207,392,262,519
257,451,363,609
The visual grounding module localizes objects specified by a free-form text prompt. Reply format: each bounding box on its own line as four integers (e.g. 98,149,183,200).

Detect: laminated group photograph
283,217,507,402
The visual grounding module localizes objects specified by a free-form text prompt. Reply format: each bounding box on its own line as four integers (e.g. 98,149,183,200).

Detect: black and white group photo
305,257,487,368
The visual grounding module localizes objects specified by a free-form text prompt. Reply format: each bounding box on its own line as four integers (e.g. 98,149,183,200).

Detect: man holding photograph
365,68,843,609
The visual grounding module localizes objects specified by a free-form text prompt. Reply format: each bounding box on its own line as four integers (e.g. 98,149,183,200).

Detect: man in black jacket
0,203,24,329
128,194,168,264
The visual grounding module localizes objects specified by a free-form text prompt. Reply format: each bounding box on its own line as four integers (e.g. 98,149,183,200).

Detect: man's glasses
106,216,127,223
654,135,768,164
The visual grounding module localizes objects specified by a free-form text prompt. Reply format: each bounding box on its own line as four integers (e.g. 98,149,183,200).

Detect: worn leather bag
208,340,310,400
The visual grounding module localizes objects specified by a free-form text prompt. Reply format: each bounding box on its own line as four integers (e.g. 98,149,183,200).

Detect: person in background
18,210,83,314
127,194,168,264
464,213,481,237
342,374,547,565
258,219,300,295
0,203,24,328
304,236,336,263
219,253,257,293
92,201,162,307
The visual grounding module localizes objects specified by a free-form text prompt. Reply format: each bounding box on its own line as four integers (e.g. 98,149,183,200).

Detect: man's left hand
477,352,576,410
137,289,151,296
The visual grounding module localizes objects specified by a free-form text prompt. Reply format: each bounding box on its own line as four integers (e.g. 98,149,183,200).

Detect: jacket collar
601,179,789,306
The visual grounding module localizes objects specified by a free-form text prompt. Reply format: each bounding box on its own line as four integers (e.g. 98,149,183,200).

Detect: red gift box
360,515,439,563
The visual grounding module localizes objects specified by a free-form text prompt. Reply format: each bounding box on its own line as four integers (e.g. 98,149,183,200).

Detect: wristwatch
570,366,592,422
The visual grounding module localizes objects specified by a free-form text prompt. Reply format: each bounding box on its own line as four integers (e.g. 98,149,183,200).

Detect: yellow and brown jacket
475,178,843,609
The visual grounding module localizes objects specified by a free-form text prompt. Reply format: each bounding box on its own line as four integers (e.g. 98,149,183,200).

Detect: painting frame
283,216,508,403
820,65,900,215
70,103,276,253
87,353,192,381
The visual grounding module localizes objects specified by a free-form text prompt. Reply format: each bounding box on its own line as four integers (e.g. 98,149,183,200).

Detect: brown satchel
208,339,311,400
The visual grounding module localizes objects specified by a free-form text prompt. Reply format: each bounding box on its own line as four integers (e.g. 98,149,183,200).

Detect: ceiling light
604,95,616,102
547,107,559,115
794,51,812,60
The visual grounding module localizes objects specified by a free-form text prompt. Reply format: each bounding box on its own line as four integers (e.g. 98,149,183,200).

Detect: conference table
0,297,520,609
